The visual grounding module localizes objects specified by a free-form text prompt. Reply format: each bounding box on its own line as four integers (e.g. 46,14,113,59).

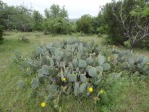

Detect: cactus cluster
111,49,149,75
16,37,149,107
17,38,111,99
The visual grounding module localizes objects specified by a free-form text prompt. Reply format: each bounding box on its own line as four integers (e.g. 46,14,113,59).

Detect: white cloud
3,0,112,18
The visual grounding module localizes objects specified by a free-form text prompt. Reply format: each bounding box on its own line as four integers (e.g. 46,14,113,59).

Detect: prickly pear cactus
16,37,149,108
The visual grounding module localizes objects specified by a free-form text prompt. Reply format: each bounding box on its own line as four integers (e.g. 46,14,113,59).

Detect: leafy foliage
32,11,43,31
100,0,149,48
0,25,3,43
43,17,71,34
0,1,5,43
76,14,94,34
0,1,75,35
43,4,71,35
44,4,68,19
0,3,33,32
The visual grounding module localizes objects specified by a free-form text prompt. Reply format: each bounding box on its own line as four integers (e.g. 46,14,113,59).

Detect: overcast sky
3,0,112,19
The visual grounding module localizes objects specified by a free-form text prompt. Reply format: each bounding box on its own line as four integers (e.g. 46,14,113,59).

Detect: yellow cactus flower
41,101,46,107
99,89,105,94
88,87,93,92
61,77,66,82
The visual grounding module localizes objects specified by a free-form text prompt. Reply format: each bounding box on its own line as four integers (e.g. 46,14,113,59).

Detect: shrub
96,25,108,34
76,15,94,34
18,35,30,43
43,17,71,35
0,25,4,44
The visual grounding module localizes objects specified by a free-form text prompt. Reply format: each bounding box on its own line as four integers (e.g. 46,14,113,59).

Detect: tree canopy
98,0,149,48
44,4,68,19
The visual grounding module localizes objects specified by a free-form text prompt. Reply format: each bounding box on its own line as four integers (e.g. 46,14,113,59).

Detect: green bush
0,25,4,43
17,34,30,43
43,17,71,35
76,15,94,34
15,38,149,110
96,25,108,34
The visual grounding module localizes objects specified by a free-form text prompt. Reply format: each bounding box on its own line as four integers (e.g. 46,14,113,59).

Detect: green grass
0,32,149,112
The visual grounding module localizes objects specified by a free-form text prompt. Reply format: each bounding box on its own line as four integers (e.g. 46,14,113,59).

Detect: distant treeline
1,0,149,48
0,1,100,34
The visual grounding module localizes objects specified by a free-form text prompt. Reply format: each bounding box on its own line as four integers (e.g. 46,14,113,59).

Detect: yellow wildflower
41,101,46,107
88,87,93,93
61,77,66,82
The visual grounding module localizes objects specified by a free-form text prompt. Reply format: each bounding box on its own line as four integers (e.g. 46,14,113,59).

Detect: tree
14,5,33,32
0,1,34,32
0,1,6,43
44,9,50,18
44,4,68,18
76,14,93,34
0,0,7,30
43,17,71,34
32,10,43,31
43,4,70,34
59,6,68,18
100,1,127,45
0,25,3,43
125,3,149,47
101,0,149,48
